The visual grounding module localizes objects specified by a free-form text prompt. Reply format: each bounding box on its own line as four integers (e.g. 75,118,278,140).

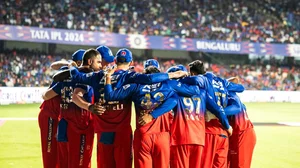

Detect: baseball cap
72,49,85,61
115,48,133,63
96,45,114,63
144,59,160,69
166,64,187,73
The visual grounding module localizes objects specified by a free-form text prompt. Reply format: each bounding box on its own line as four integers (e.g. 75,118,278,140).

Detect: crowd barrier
0,87,300,105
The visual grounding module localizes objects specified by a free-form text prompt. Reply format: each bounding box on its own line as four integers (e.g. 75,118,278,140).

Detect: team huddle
38,46,256,168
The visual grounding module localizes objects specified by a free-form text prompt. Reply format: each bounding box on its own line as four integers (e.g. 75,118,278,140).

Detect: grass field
1,103,300,168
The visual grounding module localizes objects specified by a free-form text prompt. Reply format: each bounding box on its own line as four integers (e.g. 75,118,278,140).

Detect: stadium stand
0,49,299,90
0,0,299,43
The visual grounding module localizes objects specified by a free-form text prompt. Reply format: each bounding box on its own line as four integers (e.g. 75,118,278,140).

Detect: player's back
227,92,253,132
95,70,133,132
203,73,229,135
171,89,206,146
133,80,175,135
54,79,78,120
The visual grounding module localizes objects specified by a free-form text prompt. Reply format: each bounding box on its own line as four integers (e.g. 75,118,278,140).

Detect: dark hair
144,66,160,74
188,60,206,75
82,49,100,65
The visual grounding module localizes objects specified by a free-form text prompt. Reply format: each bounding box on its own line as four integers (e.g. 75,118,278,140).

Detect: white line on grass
278,122,300,127
0,118,37,120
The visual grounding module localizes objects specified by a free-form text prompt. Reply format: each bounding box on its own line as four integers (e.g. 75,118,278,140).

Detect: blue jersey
226,92,253,131
104,79,198,133
70,67,170,132
70,67,170,102
52,79,76,112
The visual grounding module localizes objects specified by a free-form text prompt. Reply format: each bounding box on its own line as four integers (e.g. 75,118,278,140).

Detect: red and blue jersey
70,67,170,132
52,79,77,118
104,80,177,134
39,81,61,119
170,78,230,146
51,79,94,131
73,84,94,131
184,73,244,135
225,92,253,132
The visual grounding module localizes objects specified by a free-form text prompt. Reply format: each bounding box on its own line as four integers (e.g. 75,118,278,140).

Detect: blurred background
0,0,300,168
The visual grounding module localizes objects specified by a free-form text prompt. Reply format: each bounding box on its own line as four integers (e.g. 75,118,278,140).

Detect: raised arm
179,76,206,88
127,71,188,84
224,80,245,93
104,70,137,101
168,80,200,97
50,60,72,70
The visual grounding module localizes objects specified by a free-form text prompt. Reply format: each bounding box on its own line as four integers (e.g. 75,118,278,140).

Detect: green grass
0,103,300,168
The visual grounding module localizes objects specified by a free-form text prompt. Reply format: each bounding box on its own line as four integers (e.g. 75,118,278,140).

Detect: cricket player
186,60,243,168
161,65,231,168
52,48,187,168
42,49,105,168
38,49,84,168
103,63,191,168
38,66,68,168
226,77,256,168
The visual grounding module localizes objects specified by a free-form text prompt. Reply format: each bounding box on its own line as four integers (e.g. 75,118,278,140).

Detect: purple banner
1,24,300,57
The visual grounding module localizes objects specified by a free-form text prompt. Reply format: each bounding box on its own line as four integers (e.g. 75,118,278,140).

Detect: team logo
121,51,126,56
127,34,148,49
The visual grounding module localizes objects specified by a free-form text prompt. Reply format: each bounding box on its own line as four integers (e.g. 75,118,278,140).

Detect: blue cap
144,59,159,69
166,64,187,73
72,49,85,61
96,46,114,63
59,66,69,71
115,48,132,63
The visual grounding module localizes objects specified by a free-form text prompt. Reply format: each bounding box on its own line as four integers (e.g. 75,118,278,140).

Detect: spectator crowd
0,0,299,43
1,49,299,91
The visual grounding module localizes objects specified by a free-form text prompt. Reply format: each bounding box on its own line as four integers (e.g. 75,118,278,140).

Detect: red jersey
229,108,253,132
93,100,132,132
171,94,206,146
39,96,61,119
135,107,171,135
205,111,228,135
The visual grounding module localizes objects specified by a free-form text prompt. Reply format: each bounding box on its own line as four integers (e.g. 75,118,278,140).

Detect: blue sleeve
150,95,177,119
168,80,200,97
49,81,57,88
224,94,243,116
179,76,205,88
205,93,230,129
127,72,169,84
224,79,245,93
70,67,103,85
51,82,63,95
104,84,137,101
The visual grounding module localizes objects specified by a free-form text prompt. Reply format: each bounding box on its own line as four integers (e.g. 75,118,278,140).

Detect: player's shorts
170,144,203,168
228,127,256,168
67,121,94,168
133,131,170,168
201,133,229,168
38,113,59,168
97,126,133,168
